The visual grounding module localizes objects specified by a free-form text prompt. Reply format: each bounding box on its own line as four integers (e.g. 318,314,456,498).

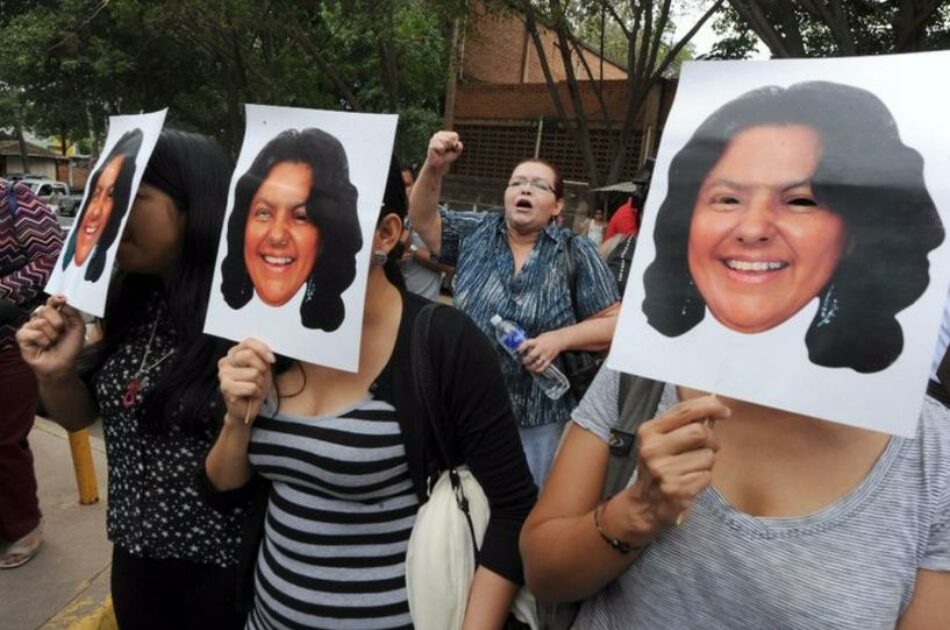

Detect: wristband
593,499,640,555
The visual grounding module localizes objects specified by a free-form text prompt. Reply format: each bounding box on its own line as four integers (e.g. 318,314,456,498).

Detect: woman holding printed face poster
201,161,536,629
520,82,950,628
17,131,246,628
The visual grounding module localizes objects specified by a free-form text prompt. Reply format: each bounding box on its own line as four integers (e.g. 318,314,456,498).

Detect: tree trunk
14,111,29,175
379,2,400,112
443,13,462,129
85,104,100,158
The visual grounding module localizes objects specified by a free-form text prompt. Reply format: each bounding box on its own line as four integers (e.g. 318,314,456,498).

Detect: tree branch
569,36,611,130
728,0,797,57
286,26,363,111
894,0,944,51
603,0,631,38
547,0,602,186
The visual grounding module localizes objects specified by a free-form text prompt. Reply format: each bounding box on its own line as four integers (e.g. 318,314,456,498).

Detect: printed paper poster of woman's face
61,128,144,282
220,128,362,332
643,81,944,374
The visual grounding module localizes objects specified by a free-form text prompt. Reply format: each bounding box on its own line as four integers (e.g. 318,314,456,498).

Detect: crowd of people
1,113,948,630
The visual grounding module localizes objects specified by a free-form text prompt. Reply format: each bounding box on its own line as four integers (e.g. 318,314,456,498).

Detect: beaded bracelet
593,499,640,555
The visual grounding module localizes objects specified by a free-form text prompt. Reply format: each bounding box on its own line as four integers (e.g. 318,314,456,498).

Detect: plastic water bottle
490,314,570,400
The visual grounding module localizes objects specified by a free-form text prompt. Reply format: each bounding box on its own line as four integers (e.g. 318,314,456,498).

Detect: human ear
372,212,404,255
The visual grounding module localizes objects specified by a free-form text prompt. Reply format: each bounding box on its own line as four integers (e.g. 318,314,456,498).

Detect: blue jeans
518,420,568,488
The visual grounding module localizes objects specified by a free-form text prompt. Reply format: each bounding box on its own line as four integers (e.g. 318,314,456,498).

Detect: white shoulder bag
405,305,538,630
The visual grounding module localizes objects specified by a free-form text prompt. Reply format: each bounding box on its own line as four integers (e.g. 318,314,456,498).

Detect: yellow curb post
67,429,99,504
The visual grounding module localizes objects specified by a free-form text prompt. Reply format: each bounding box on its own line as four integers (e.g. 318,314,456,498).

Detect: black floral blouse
92,293,242,567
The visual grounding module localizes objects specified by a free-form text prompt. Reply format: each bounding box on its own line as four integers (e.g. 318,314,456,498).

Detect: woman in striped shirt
203,161,536,629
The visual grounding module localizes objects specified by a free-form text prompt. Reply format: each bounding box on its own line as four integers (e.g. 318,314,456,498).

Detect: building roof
0,136,63,160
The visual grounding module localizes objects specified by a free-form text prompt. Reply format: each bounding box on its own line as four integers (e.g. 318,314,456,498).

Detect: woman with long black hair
203,161,537,629
17,131,246,628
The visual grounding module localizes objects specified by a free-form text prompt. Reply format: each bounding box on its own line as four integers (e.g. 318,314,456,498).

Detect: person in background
16,131,247,627
409,130,620,486
605,196,639,240
0,180,63,568
583,208,607,247
399,167,452,300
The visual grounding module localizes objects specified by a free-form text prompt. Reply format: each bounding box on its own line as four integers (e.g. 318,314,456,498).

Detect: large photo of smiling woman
219,128,362,331
60,128,144,282
643,81,944,373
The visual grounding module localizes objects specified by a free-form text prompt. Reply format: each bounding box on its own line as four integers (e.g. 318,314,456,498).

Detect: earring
681,278,695,316
372,249,388,266
816,284,838,328
305,278,316,301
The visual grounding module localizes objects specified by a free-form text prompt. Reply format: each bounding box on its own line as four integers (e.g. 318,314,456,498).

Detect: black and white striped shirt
246,395,418,629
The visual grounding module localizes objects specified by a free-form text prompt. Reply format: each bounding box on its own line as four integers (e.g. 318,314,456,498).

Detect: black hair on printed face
62,128,144,281
642,81,944,373
220,128,362,331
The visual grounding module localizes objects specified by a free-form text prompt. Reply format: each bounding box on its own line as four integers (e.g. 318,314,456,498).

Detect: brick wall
449,78,672,183
445,1,673,215
454,79,662,122
461,1,627,85
450,120,645,183
57,162,90,191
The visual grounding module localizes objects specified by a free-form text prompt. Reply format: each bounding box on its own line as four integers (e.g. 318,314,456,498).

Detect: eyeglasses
507,177,556,194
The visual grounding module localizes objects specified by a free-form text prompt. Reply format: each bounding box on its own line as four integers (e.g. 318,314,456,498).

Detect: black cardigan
199,292,538,610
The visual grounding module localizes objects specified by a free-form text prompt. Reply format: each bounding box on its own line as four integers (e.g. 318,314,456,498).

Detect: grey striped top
572,367,950,629
246,395,417,630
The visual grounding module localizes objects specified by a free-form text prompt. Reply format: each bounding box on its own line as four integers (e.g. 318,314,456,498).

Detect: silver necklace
121,308,177,408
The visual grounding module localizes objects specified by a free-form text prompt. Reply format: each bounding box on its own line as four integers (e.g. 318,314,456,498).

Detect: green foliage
569,1,697,77
705,5,758,59
395,105,442,169
714,1,950,58
0,0,452,161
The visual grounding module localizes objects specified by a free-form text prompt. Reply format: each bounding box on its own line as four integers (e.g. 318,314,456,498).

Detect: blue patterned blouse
439,209,619,427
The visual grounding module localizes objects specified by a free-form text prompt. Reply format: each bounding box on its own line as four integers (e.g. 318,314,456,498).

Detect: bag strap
0,182,25,277
562,232,581,323
6,183,18,215
936,342,950,397
601,372,665,498
410,302,479,562
410,302,452,468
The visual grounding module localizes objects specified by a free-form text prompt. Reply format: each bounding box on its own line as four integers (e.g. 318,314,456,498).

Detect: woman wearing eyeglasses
409,131,620,486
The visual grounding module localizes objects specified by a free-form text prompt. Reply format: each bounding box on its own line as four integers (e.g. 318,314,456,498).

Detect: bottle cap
490,314,502,326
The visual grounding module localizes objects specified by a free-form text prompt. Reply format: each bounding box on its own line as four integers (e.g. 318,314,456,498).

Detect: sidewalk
0,418,114,630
